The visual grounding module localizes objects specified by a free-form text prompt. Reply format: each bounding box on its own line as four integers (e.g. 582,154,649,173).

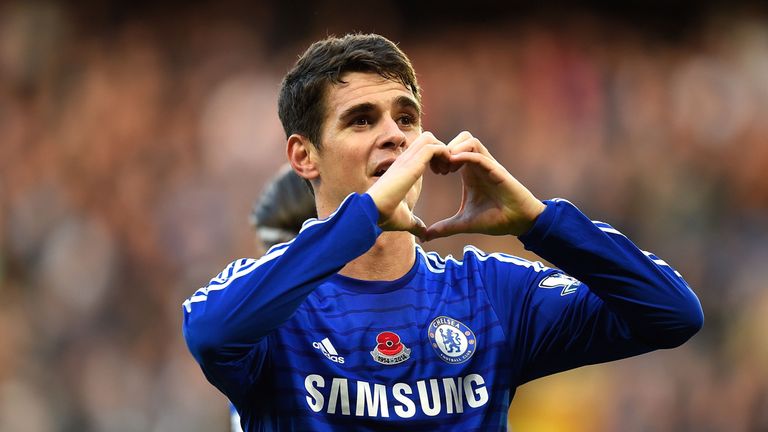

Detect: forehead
325,72,419,117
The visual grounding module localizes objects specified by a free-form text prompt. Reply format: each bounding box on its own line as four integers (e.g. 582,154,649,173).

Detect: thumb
406,213,427,242
424,213,470,242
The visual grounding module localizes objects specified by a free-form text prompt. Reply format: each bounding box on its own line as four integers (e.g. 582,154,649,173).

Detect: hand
424,131,545,241
367,131,451,241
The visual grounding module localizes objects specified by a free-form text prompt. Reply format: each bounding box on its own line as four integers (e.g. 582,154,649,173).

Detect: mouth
372,159,396,177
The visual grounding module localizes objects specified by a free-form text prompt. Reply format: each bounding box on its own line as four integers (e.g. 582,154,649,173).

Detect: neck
339,231,416,281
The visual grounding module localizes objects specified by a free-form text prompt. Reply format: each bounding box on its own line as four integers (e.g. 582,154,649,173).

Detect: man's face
312,72,423,211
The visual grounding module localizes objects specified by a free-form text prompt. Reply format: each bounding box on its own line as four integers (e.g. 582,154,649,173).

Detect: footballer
183,33,703,431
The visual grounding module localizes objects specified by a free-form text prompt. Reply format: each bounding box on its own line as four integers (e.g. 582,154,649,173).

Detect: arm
182,192,381,399
486,199,703,383
426,132,702,382
519,198,703,351
184,131,451,400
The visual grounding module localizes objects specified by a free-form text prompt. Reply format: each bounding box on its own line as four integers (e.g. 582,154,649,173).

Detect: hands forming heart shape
366,131,546,242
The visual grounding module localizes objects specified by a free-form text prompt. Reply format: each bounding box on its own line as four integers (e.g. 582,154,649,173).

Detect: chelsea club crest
428,316,477,364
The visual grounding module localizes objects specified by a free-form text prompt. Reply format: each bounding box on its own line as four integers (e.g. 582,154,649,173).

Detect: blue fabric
184,194,703,431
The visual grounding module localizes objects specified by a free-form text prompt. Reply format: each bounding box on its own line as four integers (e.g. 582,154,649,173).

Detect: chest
266,282,510,420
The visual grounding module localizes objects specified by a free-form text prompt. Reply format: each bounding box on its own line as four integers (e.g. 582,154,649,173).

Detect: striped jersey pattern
183,193,703,431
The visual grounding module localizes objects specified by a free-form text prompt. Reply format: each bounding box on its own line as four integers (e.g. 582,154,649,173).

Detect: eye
398,114,416,127
351,117,371,127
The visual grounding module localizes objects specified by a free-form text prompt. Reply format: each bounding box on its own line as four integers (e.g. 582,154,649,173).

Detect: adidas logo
312,337,345,364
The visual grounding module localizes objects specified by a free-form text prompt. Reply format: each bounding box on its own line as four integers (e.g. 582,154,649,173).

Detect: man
183,33,703,431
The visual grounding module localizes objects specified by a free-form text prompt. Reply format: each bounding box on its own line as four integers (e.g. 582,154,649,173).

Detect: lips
372,159,396,177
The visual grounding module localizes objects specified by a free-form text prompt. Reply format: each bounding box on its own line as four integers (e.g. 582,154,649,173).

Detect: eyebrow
338,103,377,124
394,95,421,118
337,96,422,124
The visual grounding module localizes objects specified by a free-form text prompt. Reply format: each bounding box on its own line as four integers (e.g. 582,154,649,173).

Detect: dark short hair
250,164,317,250
278,33,420,149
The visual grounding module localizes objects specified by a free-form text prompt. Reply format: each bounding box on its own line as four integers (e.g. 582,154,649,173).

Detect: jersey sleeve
182,192,381,402
479,199,703,384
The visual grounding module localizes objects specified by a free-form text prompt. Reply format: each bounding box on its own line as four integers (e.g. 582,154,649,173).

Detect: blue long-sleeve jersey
183,194,703,431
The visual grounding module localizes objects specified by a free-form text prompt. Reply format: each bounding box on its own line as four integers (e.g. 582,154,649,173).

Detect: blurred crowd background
1,1,767,431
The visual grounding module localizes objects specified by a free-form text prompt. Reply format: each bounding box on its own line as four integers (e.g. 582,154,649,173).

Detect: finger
410,132,449,170
424,213,471,241
446,134,475,155
448,137,494,160
447,137,477,154
450,151,511,184
471,138,493,159
368,142,449,215
446,134,495,172
449,150,490,163
449,158,465,173
449,151,495,171
397,131,437,163
409,131,443,153
419,143,451,168
446,131,473,148
408,213,427,242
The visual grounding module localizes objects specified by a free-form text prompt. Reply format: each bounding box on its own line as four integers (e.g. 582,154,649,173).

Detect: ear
287,134,320,181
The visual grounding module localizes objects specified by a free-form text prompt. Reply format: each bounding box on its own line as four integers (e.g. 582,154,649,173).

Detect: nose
377,117,407,152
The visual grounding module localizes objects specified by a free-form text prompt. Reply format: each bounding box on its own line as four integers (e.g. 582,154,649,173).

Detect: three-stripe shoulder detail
642,250,684,278
590,217,686,281
182,254,278,313
592,220,627,237
182,193,356,313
